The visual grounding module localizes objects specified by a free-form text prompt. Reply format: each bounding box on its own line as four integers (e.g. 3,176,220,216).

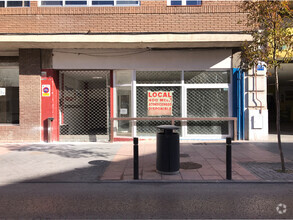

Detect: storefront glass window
187,88,229,134
136,71,181,84
187,121,229,135
184,71,230,84
0,67,19,124
114,69,231,139
187,88,228,117
116,70,132,85
136,86,181,136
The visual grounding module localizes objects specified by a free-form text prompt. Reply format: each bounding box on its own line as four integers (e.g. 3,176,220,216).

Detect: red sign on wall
148,91,173,116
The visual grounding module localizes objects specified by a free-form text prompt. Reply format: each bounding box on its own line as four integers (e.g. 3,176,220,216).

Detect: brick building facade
0,1,247,34
0,0,269,142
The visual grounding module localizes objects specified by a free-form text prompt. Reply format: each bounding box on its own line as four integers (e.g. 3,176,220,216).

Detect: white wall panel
53,49,232,70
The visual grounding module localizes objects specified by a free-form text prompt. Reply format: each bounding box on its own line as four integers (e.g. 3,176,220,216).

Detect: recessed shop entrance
59,70,110,142
268,63,293,135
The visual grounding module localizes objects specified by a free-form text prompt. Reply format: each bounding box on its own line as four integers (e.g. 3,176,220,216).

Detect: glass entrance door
117,87,132,136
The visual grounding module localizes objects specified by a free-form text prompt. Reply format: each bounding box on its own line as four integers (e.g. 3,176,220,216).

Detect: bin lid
157,125,180,130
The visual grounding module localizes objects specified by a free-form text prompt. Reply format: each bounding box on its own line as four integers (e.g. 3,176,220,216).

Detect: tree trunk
275,65,286,172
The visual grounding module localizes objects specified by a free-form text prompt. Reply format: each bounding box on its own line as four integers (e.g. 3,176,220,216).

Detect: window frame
0,0,30,7
0,65,20,125
114,69,232,140
39,0,140,7
167,0,202,6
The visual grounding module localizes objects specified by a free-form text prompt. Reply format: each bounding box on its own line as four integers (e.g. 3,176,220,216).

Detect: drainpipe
254,65,263,113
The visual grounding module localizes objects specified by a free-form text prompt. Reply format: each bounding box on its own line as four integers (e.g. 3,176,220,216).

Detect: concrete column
245,67,269,140
18,49,42,141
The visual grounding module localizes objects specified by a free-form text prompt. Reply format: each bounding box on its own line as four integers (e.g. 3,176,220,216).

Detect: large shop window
187,88,229,135
0,67,19,124
185,71,230,135
184,70,230,84
136,71,182,136
136,86,182,136
115,70,231,138
40,0,139,6
136,71,181,84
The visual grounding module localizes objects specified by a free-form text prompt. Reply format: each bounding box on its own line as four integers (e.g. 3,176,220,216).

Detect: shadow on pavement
22,160,111,183
7,144,115,159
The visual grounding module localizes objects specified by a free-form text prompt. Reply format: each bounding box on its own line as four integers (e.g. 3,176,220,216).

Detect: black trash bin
156,125,180,175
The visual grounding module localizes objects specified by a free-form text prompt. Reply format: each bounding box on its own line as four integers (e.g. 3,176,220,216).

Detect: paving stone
240,162,293,181
0,143,122,183
162,174,182,180
142,171,162,180
180,170,203,180
202,175,223,180
1,141,293,183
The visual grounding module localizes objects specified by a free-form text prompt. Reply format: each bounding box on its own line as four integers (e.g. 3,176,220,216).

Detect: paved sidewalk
0,143,121,185
0,138,293,184
101,140,293,181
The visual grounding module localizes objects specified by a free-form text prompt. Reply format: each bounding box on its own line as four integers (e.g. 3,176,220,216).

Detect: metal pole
47,118,54,143
226,137,232,180
47,119,51,143
133,137,139,180
233,119,237,141
110,119,114,143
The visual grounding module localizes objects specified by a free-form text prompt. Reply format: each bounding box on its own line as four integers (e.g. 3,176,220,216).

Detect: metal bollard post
133,137,139,180
226,137,232,180
47,117,54,143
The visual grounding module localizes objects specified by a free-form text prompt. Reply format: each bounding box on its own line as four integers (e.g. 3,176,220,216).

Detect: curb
4,180,293,184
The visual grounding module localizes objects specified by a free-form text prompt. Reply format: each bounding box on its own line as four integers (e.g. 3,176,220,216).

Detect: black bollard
226,137,232,180
133,137,139,180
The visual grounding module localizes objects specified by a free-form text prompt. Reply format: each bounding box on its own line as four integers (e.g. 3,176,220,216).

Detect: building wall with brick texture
0,49,41,142
0,1,249,142
0,1,248,34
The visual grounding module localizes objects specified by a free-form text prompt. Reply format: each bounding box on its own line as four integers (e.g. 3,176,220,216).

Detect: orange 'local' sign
148,91,173,116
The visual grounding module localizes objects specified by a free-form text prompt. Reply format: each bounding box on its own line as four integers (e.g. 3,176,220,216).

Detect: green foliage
240,0,293,69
